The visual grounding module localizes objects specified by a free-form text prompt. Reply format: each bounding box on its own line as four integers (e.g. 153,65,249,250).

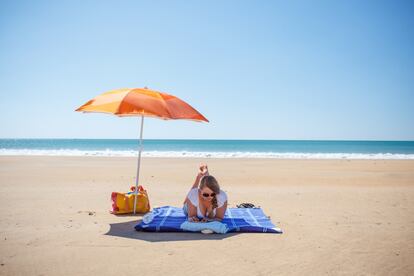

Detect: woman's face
199,186,215,202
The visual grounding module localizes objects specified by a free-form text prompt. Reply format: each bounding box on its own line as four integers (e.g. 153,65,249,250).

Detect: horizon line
1,137,413,142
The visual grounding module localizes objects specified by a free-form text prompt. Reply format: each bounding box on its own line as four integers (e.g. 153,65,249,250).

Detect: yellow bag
110,185,150,214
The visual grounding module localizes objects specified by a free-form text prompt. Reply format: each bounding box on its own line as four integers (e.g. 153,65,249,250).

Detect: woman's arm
186,199,200,222
215,201,227,221
204,201,227,222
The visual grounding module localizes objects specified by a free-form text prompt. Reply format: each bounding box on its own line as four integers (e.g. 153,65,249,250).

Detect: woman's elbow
215,213,225,221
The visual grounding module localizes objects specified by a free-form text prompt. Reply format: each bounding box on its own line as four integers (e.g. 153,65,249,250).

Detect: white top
186,188,228,218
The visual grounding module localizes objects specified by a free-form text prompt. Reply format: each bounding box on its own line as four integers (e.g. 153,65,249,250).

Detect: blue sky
0,0,413,140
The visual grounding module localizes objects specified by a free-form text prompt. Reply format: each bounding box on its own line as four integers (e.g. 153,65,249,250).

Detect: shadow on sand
104,219,240,242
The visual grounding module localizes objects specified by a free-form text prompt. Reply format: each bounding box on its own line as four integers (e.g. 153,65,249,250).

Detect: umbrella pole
133,114,145,214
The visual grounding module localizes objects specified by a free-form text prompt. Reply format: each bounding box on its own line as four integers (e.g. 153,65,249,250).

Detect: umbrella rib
161,96,174,119
149,92,172,119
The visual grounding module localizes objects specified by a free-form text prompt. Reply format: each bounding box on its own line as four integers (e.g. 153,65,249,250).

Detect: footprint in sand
77,211,96,216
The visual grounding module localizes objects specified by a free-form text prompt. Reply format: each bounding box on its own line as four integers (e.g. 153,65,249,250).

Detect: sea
0,139,414,159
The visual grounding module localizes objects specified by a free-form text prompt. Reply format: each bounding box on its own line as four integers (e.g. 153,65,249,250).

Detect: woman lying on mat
183,164,228,222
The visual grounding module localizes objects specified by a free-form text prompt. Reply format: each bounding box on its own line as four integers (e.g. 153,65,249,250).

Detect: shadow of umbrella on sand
75,87,209,213
104,220,239,242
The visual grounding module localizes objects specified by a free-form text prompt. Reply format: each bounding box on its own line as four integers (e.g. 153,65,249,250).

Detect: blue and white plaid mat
135,206,282,234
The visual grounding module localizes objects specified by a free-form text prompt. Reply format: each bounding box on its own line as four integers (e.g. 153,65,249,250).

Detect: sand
0,156,413,275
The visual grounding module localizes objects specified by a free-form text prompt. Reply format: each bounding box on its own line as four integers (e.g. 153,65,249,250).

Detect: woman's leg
183,164,208,203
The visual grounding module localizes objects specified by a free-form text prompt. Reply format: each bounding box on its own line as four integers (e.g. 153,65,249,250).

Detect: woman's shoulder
217,189,228,202
187,188,198,203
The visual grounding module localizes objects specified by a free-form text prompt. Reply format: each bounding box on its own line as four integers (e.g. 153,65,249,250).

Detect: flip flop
236,203,257,208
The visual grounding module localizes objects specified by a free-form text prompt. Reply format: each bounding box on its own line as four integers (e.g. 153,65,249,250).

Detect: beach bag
110,185,151,214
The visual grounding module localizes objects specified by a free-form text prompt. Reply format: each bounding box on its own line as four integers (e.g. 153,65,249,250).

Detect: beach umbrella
75,87,209,214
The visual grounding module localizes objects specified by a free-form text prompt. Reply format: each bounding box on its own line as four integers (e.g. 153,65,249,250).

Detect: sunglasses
201,192,216,198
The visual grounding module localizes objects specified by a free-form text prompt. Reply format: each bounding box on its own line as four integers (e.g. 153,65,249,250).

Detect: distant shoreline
1,149,414,159
1,139,414,159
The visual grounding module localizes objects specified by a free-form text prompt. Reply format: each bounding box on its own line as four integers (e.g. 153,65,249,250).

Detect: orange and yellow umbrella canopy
75,87,209,122
75,87,209,213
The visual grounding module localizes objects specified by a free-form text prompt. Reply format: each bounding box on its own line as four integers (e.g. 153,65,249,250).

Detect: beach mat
135,206,282,233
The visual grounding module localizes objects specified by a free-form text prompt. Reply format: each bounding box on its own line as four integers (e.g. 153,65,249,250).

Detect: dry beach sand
0,156,413,275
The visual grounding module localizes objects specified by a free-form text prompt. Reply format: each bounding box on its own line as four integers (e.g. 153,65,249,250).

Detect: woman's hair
199,175,220,209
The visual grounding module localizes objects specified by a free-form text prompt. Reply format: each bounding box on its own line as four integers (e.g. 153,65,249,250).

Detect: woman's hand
188,216,200,223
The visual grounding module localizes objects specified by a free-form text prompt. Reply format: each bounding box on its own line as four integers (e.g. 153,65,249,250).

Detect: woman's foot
199,164,209,176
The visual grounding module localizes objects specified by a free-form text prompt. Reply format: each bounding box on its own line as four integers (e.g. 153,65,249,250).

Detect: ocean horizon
1,139,414,159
